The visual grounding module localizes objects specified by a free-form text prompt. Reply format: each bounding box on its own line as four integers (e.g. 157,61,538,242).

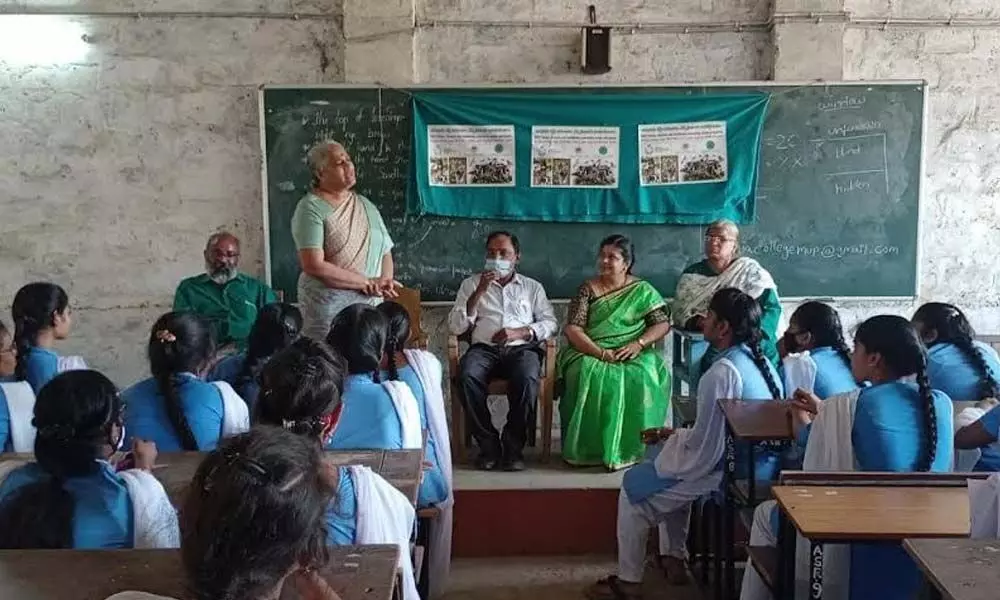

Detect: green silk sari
557,280,671,470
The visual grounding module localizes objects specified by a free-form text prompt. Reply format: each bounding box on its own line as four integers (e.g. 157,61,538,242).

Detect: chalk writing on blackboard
744,241,900,261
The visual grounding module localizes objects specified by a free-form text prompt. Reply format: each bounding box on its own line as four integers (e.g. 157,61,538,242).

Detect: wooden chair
447,334,558,461
395,287,429,349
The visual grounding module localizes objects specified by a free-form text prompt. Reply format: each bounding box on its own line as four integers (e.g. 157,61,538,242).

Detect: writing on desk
745,242,900,260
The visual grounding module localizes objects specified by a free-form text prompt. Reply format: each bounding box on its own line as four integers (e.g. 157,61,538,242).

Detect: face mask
783,331,802,354
484,258,513,277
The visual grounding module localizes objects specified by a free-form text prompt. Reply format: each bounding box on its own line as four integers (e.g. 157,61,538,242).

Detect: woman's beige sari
298,193,393,340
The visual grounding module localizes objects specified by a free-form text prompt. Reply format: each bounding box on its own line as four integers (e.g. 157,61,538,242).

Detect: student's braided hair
0,371,122,548
914,302,999,400
11,283,68,382
791,301,852,369
148,312,215,451
709,288,782,400
856,315,936,471
254,338,346,441
240,303,302,386
377,301,413,382
325,304,388,382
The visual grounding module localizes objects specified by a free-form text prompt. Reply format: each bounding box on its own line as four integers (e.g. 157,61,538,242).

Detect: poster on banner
531,126,620,188
427,125,516,186
639,121,728,185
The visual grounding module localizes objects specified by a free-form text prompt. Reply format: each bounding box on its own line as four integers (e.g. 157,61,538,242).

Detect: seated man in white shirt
449,231,558,472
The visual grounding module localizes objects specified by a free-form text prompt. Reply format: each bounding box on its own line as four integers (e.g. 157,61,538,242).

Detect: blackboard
261,83,924,301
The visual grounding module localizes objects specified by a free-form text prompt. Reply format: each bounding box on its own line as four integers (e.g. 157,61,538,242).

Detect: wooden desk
904,538,1000,600
0,545,400,600
773,485,971,600
1,449,424,507
719,400,794,442
774,485,969,541
714,400,794,600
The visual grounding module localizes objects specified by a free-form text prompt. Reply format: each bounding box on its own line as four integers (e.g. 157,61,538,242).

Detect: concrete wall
2,0,999,386
0,1,344,383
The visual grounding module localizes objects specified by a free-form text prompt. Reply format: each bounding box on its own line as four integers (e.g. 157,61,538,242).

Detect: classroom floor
443,555,705,600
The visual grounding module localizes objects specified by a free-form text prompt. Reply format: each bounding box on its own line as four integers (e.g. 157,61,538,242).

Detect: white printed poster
639,121,728,185
427,125,516,186
531,126,620,188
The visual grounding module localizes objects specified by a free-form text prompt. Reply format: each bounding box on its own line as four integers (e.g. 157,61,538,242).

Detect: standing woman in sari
557,235,672,471
292,140,400,340
673,219,782,373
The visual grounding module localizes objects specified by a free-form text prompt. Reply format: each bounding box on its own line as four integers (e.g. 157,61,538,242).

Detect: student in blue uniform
180,427,341,600
912,302,1000,403
11,282,76,394
325,304,418,451
210,302,302,412
587,288,784,597
378,301,450,508
780,301,859,399
741,315,954,600
0,370,165,549
124,312,243,452
0,320,15,383
254,340,419,598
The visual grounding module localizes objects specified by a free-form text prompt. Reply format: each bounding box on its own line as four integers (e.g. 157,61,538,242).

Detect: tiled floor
443,555,705,600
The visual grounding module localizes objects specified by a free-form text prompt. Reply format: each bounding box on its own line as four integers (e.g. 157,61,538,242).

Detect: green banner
408,90,770,224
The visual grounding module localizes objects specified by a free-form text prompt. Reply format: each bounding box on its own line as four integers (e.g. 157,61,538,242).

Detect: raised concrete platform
452,454,623,557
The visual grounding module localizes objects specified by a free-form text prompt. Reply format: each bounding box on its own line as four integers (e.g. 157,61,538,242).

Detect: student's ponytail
377,301,416,384
11,283,69,382
326,304,388,382
709,288,782,400
148,312,214,451
0,370,121,548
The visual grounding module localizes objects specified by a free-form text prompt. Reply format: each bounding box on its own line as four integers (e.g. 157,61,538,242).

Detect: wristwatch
637,337,647,348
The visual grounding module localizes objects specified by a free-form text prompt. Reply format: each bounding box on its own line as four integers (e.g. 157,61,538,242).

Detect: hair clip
156,329,177,343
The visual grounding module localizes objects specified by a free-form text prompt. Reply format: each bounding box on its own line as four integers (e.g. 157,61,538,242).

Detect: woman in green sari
558,235,672,471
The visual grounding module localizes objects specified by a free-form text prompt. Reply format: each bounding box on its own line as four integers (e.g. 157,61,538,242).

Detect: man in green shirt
173,232,277,351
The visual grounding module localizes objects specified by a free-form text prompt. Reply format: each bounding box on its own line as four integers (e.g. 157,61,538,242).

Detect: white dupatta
403,349,454,598
787,389,861,600
1,381,37,452
350,465,419,600
0,461,179,549
673,257,777,326
211,381,250,438
782,352,817,397
381,380,423,450
117,469,181,549
954,405,988,472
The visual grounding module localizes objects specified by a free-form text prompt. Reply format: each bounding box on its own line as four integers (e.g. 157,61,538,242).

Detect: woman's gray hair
707,219,740,239
306,140,345,180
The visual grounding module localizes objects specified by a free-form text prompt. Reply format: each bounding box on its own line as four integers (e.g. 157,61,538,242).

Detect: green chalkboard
261,83,924,301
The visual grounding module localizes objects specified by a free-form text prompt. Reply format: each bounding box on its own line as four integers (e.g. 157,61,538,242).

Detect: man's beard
207,263,238,285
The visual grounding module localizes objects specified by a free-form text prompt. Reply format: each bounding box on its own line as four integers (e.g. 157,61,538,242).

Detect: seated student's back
780,301,858,399
124,312,224,452
325,304,407,451
208,302,303,412
378,300,450,507
913,303,1000,403
0,371,132,549
11,283,75,394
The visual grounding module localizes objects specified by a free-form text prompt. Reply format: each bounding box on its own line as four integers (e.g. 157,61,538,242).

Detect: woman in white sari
292,141,400,340
673,220,782,373
0,370,178,549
